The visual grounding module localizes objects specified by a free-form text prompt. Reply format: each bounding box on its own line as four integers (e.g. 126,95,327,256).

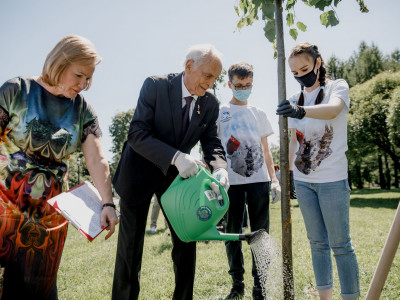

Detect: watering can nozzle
239,229,266,244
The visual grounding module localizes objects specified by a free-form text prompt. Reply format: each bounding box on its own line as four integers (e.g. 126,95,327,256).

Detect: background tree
67,151,91,187
326,42,400,189
383,49,400,72
233,0,368,297
270,143,280,164
109,109,135,178
327,42,400,87
212,69,227,98
348,71,400,189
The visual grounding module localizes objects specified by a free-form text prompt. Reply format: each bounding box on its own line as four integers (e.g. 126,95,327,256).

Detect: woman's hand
101,206,119,240
276,100,306,119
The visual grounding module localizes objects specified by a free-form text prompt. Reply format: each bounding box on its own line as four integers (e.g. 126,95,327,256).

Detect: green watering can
161,166,259,243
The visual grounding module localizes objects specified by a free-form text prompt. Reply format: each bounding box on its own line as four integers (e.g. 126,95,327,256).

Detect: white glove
271,179,281,204
174,152,205,178
210,168,230,196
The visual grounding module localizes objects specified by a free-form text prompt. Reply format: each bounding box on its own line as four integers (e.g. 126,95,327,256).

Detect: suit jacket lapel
169,73,183,146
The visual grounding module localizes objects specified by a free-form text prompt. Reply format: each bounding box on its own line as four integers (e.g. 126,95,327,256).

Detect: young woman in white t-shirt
276,43,359,300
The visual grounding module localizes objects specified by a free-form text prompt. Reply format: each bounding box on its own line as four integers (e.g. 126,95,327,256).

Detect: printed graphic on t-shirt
220,111,232,122
227,135,264,177
295,124,334,174
218,105,272,184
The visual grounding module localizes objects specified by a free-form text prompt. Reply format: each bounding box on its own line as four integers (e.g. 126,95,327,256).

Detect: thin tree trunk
393,158,399,188
355,163,363,189
378,154,386,189
348,167,352,189
274,0,294,298
384,153,391,190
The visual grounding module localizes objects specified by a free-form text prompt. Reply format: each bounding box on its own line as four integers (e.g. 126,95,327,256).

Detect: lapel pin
197,104,200,115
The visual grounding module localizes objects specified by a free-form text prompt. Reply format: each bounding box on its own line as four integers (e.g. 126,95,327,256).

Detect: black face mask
294,59,318,88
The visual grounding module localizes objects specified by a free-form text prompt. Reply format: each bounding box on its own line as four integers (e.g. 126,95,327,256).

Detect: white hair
184,44,223,69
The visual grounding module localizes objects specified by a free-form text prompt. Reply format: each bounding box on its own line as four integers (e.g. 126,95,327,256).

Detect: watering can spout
196,227,241,241
239,229,266,244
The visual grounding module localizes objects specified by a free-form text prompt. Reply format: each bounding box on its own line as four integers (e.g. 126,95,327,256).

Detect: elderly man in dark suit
112,44,229,300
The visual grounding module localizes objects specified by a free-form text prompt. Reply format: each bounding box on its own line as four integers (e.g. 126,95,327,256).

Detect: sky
1,0,399,161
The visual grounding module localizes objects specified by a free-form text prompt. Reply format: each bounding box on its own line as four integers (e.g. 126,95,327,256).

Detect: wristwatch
102,203,116,210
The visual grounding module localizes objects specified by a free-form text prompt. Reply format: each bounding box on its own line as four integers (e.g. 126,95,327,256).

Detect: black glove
289,170,297,199
276,100,306,119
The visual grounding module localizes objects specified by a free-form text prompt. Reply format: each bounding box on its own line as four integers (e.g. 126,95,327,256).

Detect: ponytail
315,58,327,105
297,86,305,106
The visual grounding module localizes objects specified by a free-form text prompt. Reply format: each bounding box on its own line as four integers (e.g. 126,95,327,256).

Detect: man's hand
210,168,230,196
174,152,205,178
101,206,119,240
271,179,281,204
276,100,306,119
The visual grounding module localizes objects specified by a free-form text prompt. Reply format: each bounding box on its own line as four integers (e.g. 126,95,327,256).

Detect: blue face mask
233,89,252,102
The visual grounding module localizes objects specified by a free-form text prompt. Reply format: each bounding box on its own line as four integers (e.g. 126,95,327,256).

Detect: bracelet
102,203,116,210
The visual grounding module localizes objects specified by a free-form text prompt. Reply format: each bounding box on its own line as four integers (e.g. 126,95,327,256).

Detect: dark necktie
181,96,193,140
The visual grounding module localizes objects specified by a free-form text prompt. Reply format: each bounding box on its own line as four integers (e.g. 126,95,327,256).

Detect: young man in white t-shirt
217,63,280,300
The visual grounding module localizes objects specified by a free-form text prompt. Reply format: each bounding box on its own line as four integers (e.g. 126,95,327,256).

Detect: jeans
225,182,270,288
295,179,360,299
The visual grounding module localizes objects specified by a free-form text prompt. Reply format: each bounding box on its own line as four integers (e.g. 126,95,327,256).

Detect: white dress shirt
171,76,199,164
181,75,198,120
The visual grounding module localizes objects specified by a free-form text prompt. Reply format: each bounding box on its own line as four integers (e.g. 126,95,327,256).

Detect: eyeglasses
231,82,253,90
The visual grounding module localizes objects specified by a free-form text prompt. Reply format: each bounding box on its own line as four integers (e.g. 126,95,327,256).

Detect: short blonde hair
42,35,101,90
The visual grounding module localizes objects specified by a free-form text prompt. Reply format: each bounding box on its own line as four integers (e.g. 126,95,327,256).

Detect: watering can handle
209,177,229,210
168,165,229,209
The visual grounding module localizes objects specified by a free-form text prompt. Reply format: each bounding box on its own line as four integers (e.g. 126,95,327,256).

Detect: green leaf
263,20,276,43
234,5,240,17
261,1,275,21
296,21,307,32
239,0,250,15
289,28,298,40
239,0,245,14
236,18,247,30
320,10,339,27
236,13,257,29
251,5,259,20
252,0,263,8
286,0,297,10
309,0,321,6
314,0,332,11
356,0,369,13
286,13,294,27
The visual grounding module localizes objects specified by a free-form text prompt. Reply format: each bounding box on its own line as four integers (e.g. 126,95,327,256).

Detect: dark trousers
112,192,196,300
2,272,58,300
224,182,270,287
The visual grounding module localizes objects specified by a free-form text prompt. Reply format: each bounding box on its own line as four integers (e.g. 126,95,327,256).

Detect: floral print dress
0,77,101,299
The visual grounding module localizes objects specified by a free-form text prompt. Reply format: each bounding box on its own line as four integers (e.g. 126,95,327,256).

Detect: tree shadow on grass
351,188,400,195
154,240,173,255
350,197,399,209
290,189,400,209
146,227,168,235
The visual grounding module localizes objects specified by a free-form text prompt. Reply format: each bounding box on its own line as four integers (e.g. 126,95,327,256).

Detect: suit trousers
112,192,196,300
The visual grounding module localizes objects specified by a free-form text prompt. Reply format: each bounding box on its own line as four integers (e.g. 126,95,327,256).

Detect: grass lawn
57,188,400,299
